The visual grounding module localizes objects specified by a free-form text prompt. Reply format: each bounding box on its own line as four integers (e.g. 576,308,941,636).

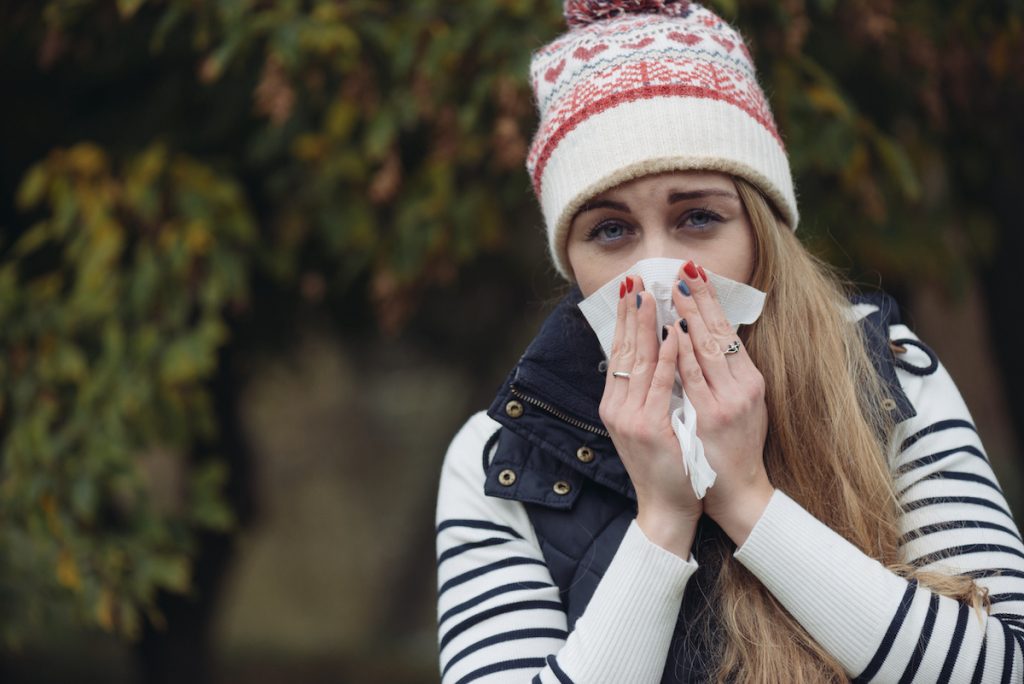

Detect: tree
1,0,1021,654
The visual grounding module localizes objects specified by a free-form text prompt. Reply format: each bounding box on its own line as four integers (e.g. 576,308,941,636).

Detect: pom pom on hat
564,0,692,28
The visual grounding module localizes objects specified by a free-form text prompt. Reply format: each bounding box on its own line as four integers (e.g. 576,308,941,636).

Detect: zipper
510,386,610,438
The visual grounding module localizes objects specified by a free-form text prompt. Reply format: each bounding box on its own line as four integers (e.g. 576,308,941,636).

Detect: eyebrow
667,189,739,204
575,188,740,218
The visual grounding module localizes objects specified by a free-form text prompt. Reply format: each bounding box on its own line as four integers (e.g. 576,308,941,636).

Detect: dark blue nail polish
678,280,691,296
661,325,669,341
636,293,642,309
679,318,688,333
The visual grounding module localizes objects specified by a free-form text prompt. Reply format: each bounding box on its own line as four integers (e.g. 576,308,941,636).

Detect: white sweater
435,325,1024,683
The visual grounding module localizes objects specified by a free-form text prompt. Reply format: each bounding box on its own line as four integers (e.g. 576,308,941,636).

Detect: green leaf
15,163,49,210
11,222,52,258
71,478,98,523
116,0,145,19
364,111,396,161
873,134,921,201
159,335,213,384
53,342,88,382
144,555,191,593
189,462,234,532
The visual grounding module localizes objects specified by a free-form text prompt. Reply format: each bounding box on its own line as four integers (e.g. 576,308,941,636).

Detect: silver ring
612,371,631,379
724,341,741,356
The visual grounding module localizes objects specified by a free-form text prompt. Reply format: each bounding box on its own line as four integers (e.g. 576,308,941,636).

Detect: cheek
566,241,620,297
698,223,756,284
574,263,620,298
716,239,756,283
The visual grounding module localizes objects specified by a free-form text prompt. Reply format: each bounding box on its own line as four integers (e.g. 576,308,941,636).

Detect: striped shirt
435,325,1024,683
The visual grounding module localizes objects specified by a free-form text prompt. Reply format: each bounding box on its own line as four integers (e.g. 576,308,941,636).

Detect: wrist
710,481,774,546
636,506,700,559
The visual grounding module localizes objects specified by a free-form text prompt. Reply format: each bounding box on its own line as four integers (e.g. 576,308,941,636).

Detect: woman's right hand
598,276,703,559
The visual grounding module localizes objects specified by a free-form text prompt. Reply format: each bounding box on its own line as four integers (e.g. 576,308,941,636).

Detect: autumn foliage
0,0,1021,643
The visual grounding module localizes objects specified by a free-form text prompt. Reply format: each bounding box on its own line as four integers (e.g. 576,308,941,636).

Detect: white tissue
578,258,767,499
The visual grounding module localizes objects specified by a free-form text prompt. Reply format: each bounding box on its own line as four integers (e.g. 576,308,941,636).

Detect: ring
724,341,741,355
612,371,631,379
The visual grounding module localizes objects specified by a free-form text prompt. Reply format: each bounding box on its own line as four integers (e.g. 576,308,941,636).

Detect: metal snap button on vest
498,469,517,486
576,446,594,463
881,398,897,411
552,480,572,495
505,400,524,418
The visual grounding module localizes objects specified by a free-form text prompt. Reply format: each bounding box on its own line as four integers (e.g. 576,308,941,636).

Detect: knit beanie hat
529,0,798,279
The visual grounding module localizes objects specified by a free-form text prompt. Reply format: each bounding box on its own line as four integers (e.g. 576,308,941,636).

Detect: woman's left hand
671,260,774,545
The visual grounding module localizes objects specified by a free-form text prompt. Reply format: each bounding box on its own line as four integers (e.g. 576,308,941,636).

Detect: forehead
593,170,736,202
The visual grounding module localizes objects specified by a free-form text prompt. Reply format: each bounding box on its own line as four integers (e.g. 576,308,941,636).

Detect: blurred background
0,1,1022,682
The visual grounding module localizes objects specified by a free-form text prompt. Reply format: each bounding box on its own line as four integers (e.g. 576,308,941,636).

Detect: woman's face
566,171,756,297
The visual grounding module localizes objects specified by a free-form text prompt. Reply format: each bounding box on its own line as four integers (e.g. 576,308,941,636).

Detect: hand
599,275,702,558
671,261,774,545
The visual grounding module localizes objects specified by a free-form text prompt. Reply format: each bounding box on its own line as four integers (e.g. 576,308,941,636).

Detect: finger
691,272,734,340
673,317,715,407
619,274,640,377
694,269,761,384
625,285,658,409
673,262,735,393
603,276,633,407
688,265,740,347
642,321,680,419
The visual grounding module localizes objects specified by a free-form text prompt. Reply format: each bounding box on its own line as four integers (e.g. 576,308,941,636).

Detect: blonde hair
692,178,988,683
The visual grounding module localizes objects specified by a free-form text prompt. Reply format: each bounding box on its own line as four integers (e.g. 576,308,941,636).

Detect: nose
637,227,673,261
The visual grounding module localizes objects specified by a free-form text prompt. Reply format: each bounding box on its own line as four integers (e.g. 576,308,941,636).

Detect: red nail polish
683,261,699,279
697,265,707,282
625,276,634,293
619,280,626,299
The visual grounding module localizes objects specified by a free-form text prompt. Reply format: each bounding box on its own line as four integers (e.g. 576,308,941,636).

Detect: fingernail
683,261,699,279
619,280,626,299
677,279,691,296
636,293,642,309
661,325,669,341
679,318,688,333
625,276,634,293
697,265,707,282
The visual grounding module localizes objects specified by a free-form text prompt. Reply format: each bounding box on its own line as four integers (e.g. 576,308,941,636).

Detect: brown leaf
368,151,402,204
492,116,526,170
254,55,296,126
371,268,415,337
38,26,66,70
138,446,186,517
300,272,326,302
198,55,222,84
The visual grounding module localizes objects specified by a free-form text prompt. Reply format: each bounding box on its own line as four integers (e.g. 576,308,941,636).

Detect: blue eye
681,208,722,231
586,220,629,242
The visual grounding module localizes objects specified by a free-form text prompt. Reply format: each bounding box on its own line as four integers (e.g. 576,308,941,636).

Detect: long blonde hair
696,177,986,683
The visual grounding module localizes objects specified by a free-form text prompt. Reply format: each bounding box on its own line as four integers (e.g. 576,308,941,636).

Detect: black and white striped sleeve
887,324,1024,682
435,412,698,684
734,326,1024,683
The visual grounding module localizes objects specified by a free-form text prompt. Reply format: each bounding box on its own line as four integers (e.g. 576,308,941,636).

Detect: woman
435,2,1024,682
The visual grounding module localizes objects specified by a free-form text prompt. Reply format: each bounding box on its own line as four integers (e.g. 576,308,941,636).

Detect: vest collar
486,288,636,500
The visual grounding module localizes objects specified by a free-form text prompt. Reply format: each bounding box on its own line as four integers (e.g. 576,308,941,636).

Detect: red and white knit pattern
527,4,798,279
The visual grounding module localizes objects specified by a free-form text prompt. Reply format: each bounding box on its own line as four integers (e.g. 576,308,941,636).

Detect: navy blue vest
483,289,930,682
